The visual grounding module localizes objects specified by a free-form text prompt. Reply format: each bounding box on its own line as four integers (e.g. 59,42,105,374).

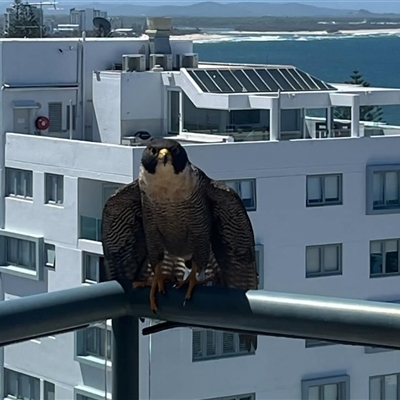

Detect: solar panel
187,67,336,94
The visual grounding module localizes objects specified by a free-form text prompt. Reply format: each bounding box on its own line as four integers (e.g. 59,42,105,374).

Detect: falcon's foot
149,263,170,312
175,262,207,303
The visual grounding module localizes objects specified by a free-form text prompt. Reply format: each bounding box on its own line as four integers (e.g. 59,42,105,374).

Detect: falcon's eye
171,147,179,155
150,147,157,155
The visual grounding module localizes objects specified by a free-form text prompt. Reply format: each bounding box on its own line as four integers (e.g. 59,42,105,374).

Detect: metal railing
2,281,400,399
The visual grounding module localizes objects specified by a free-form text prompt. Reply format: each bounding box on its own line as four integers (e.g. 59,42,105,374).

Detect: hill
61,1,399,18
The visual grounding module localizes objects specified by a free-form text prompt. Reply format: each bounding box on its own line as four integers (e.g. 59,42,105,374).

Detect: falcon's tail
239,333,258,352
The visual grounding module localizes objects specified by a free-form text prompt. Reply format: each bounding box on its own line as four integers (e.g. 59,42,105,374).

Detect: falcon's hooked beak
157,148,170,166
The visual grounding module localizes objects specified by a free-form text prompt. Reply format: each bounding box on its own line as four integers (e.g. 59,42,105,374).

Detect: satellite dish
93,17,112,37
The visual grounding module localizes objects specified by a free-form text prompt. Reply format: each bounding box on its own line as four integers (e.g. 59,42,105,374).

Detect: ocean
193,34,400,124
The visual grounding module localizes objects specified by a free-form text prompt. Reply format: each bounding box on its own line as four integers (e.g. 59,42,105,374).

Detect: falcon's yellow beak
158,148,170,159
157,148,171,166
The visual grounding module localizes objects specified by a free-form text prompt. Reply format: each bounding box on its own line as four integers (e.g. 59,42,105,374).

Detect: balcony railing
2,281,400,399
80,215,102,241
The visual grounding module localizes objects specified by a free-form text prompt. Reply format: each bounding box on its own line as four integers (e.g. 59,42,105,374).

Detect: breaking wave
193,31,400,44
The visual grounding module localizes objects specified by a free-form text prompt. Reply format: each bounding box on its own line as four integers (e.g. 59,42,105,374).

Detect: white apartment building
69,8,108,33
1,17,400,400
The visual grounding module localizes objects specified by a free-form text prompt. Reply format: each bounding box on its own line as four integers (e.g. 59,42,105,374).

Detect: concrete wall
120,71,165,137
92,73,121,143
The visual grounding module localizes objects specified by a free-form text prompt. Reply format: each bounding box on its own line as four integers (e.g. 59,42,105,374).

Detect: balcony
2,281,400,399
80,215,102,241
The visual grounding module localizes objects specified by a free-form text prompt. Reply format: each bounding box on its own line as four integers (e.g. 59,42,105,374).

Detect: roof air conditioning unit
149,54,173,71
177,53,199,69
122,54,146,72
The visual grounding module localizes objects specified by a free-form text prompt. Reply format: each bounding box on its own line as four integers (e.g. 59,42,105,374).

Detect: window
206,395,255,400
367,165,400,214
66,104,77,130
76,323,112,362
370,373,400,399
44,381,55,400
83,253,106,284
306,244,342,278
224,179,256,211
102,183,123,208
4,236,36,270
192,329,255,361
306,174,342,207
48,102,62,133
45,243,56,268
6,168,33,199
302,375,350,400
45,173,63,204
0,231,43,280
230,109,260,125
4,368,40,400
370,239,400,277
77,395,97,400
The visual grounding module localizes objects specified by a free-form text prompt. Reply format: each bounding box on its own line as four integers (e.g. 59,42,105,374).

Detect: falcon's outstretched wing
200,170,258,351
101,181,149,290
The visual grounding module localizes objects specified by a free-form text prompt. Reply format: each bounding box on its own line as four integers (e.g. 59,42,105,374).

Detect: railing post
112,316,139,400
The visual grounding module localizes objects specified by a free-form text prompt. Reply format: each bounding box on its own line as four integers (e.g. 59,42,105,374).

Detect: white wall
2,40,79,85
120,71,165,137
92,72,121,143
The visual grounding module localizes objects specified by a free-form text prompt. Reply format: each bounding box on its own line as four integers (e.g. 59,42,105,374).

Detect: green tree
334,70,384,122
6,0,45,38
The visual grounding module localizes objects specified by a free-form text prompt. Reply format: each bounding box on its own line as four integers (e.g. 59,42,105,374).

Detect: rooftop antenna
93,16,112,37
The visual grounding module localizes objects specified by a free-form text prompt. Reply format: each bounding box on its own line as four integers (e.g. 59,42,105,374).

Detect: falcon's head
141,138,189,175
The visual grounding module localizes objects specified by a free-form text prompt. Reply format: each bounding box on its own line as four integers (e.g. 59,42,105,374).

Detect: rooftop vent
145,17,172,56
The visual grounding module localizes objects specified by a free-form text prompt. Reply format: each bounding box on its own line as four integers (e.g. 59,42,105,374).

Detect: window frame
367,165,400,215
192,328,255,362
0,230,44,280
6,167,33,200
44,243,56,269
82,252,105,284
74,387,110,400
224,178,257,211
75,322,112,369
45,173,64,205
4,368,40,400
305,243,343,278
369,373,400,400
301,375,350,400
306,173,343,207
370,238,400,278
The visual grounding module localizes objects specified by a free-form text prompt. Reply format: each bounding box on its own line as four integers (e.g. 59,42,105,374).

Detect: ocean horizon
192,33,400,125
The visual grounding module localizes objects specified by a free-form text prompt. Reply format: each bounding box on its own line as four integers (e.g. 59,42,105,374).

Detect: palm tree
334,70,383,122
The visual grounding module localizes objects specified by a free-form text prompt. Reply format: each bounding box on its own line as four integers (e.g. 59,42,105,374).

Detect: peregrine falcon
102,138,258,350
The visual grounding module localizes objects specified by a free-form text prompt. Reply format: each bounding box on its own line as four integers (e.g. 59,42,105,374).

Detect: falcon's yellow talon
176,262,204,300
149,262,170,311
